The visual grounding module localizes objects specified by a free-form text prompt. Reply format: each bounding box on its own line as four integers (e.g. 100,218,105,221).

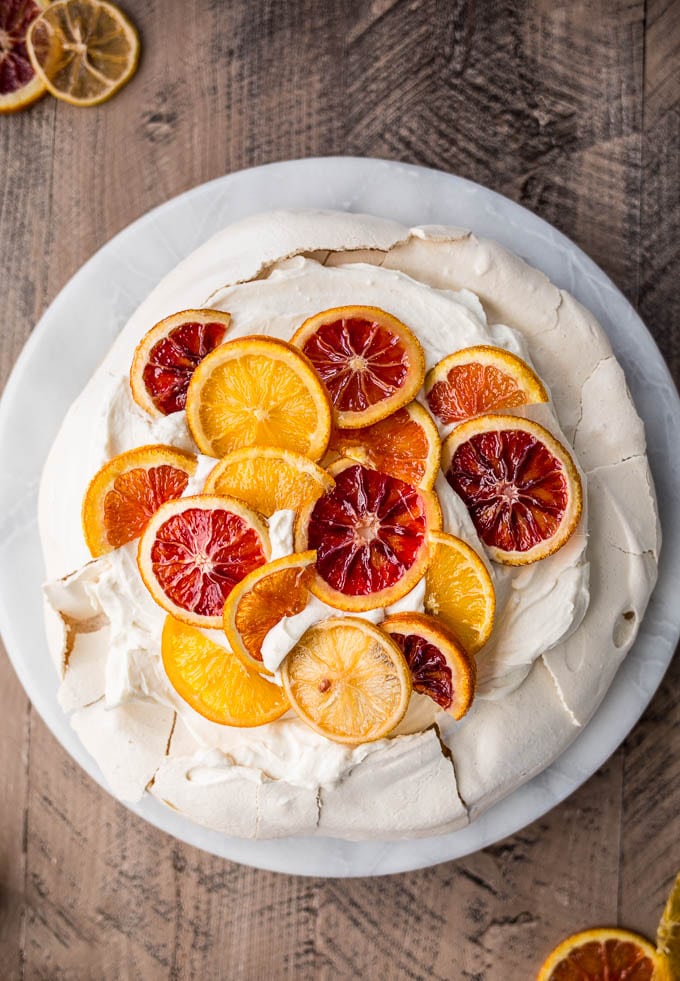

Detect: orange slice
442,414,583,565
130,309,231,417
328,401,441,490
281,617,411,744
203,447,333,518
0,0,48,113
26,0,139,107
137,496,270,628
185,336,332,461
656,872,680,981
161,616,289,727
223,551,316,674
382,612,476,719
296,460,441,612
424,531,495,654
537,928,665,981
292,305,425,428
81,444,197,557
425,345,548,425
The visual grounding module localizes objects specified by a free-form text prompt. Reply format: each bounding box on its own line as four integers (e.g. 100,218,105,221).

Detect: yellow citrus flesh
161,616,289,727
130,309,232,417
185,336,332,461
204,447,334,518
27,0,139,107
281,617,411,744
81,444,197,557
656,872,680,981
425,344,549,425
537,928,664,981
328,401,441,490
223,551,316,674
0,0,49,114
424,531,495,654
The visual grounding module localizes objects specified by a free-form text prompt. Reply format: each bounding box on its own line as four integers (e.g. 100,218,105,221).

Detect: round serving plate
1,157,678,878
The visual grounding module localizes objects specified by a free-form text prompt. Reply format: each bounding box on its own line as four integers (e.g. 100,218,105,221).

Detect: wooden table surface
1,1,679,978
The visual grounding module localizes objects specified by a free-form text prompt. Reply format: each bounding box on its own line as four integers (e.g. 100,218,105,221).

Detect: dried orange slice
130,310,231,417
203,447,333,518
26,0,139,107
281,617,411,744
382,612,476,719
424,531,495,654
296,460,441,612
657,872,680,981
0,0,48,113
292,305,425,428
328,401,440,490
223,551,316,674
425,345,548,425
81,444,197,557
185,336,332,461
537,928,664,981
442,414,583,565
137,496,270,628
161,616,289,727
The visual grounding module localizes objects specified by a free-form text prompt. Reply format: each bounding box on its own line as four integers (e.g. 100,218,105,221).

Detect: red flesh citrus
0,0,48,113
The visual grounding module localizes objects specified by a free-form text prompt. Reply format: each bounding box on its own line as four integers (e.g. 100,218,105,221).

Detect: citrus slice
424,531,495,654
537,928,664,981
81,444,197,557
26,0,139,107
130,309,231,417
296,460,441,612
137,496,270,628
425,345,549,425
292,305,425,428
161,616,289,727
382,612,476,719
0,0,48,113
328,401,441,490
442,414,583,565
203,447,333,518
281,617,411,743
223,551,316,674
657,872,680,981
185,336,332,461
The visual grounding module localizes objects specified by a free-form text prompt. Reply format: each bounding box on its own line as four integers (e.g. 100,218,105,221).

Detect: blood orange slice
82,444,197,557
137,496,270,628
328,401,441,490
0,0,48,113
223,551,316,674
161,616,289,727
537,928,663,981
130,309,231,417
296,460,440,612
382,612,476,719
442,414,582,565
292,305,425,428
425,531,495,653
281,617,411,744
425,345,548,425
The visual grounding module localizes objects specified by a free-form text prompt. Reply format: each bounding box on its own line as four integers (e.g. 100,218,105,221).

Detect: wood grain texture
0,1,678,978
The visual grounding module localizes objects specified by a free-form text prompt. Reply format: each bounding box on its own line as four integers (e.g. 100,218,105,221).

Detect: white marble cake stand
1,158,678,878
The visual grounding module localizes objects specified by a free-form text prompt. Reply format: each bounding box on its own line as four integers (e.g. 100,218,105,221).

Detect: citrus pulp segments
295,460,441,612
382,612,476,720
537,928,663,981
81,443,197,557
328,401,441,490
424,531,495,654
291,305,425,428
27,0,139,107
442,413,583,566
280,617,411,744
130,308,232,417
223,551,317,674
185,335,332,460
0,0,49,113
137,495,271,628
203,447,334,518
425,344,549,425
161,616,289,727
